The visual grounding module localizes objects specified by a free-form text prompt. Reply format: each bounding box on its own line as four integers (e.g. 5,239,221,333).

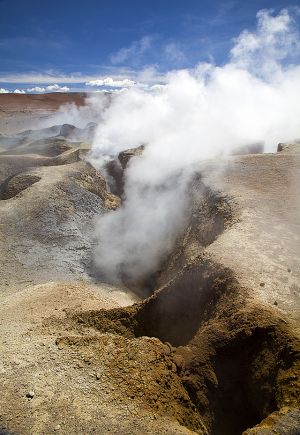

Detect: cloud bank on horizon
88,8,300,285
0,84,70,94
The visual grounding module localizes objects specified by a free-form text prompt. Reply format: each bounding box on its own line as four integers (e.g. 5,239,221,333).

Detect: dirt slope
0,126,201,434
0,282,198,435
206,144,300,324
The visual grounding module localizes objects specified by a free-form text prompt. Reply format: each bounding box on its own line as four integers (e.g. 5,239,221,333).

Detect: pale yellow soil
0,282,198,435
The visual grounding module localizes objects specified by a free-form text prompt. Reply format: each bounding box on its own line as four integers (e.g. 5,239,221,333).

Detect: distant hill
0,92,87,114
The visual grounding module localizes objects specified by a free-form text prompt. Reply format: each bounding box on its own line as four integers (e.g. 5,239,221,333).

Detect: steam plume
89,9,300,284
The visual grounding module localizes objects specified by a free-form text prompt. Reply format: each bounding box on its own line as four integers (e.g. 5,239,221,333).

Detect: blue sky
0,0,299,92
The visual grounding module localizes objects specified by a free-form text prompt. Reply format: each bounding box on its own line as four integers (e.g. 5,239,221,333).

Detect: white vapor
89,9,300,285
33,93,110,131
230,8,300,77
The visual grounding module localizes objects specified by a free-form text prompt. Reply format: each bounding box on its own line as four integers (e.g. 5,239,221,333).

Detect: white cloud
27,84,70,93
46,84,70,92
86,77,135,88
0,88,10,93
13,89,26,94
110,36,152,64
27,86,46,93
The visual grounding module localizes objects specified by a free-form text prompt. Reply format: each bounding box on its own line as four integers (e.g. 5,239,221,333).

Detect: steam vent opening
79,144,300,435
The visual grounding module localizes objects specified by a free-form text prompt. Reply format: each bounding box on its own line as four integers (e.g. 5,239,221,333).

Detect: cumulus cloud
13,89,26,94
27,84,70,93
89,8,300,286
27,86,46,93
46,84,70,92
86,77,135,88
110,36,152,65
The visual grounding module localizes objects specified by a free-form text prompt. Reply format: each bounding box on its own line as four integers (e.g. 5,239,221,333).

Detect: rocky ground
0,96,299,434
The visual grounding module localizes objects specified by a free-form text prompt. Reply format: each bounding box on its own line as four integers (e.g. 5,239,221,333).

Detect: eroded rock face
118,144,145,169
244,409,300,434
105,144,145,198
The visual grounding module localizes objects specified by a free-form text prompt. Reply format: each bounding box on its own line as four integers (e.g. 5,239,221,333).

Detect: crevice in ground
71,169,300,435
182,304,300,435
101,171,236,297
104,144,145,198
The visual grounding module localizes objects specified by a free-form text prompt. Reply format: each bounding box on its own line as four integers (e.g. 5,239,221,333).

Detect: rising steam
89,9,300,284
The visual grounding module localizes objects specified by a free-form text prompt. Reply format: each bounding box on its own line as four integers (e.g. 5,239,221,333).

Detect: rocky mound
0,122,97,153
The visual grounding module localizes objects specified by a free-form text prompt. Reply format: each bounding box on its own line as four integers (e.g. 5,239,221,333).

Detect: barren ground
0,95,299,435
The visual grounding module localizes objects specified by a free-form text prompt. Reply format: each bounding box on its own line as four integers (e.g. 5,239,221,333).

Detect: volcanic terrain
0,93,299,435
